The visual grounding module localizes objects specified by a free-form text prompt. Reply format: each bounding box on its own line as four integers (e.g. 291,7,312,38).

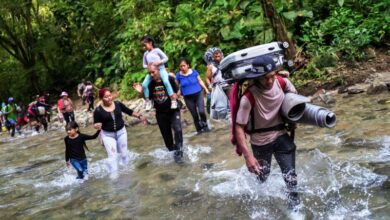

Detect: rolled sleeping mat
281,93,311,122
297,103,336,128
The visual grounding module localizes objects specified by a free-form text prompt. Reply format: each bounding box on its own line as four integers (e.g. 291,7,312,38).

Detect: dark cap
245,55,276,79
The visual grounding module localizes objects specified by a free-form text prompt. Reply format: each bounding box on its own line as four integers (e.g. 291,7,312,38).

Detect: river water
0,93,389,219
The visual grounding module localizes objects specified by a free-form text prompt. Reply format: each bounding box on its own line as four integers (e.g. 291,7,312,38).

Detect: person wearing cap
57,91,75,125
93,88,147,174
3,97,19,137
234,55,300,209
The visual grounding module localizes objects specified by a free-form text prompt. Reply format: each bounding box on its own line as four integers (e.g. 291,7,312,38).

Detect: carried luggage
220,42,291,80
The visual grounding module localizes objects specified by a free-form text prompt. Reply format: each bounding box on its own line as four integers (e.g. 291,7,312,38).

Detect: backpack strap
276,74,286,91
245,75,288,134
242,90,255,133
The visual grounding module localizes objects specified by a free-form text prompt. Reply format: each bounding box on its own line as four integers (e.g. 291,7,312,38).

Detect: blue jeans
142,67,174,98
70,158,88,179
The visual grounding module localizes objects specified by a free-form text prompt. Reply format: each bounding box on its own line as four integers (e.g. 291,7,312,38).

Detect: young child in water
64,121,100,180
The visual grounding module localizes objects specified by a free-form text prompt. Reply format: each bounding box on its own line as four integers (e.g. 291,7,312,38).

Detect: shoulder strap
276,74,286,91
244,81,287,134
243,90,255,107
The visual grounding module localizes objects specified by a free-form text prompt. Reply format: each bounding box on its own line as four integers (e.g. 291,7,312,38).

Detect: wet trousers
63,112,75,125
251,133,299,206
100,127,129,172
155,110,183,151
70,158,88,179
184,91,207,132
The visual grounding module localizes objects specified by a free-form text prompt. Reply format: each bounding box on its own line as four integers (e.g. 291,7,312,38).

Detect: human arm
197,74,210,94
64,138,71,166
117,101,134,116
117,101,148,124
284,78,297,94
77,85,81,97
235,96,261,174
93,107,103,130
69,99,75,110
235,124,260,175
205,64,213,89
153,48,168,65
143,52,148,68
81,130,101,141
132,83,144,97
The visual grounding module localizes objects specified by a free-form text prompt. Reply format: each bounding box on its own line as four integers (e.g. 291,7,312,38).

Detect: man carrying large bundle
232,55,300,210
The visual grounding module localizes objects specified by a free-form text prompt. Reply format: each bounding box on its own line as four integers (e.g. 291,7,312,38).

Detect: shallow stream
0,93,389,219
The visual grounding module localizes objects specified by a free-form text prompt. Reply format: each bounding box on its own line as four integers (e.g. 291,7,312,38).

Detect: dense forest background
0,0,389,102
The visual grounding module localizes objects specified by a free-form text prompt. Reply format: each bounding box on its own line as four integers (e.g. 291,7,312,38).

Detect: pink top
236,78,297,146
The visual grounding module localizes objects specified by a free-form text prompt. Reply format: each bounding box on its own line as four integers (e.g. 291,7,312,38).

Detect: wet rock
342,137,378,149
373,166,390,189
201,163,214,170
347,84,368,94
338,86,348,94
136,159,152,170
365,47,376,59
367,80,388,95
171,191,202,207
171,188,192,196
159,172,176,182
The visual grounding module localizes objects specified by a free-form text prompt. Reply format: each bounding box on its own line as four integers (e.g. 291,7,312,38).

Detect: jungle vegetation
0,0,389,102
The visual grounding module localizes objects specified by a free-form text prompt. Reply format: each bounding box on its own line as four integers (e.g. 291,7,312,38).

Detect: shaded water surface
0,93,389,219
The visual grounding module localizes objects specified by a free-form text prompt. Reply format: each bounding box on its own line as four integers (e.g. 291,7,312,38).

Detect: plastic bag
210,84,229,120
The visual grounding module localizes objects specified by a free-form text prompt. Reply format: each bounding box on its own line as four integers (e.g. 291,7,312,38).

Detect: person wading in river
93,88,147,175
233,56,300,210
133,64,184,163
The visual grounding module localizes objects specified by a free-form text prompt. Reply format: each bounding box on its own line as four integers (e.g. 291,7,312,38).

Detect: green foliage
120,71,146,99
300,0,390,61
0,0,389,103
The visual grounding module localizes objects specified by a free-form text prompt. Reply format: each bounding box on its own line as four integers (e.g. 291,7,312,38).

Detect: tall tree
260,0,297,59
0,0,46,92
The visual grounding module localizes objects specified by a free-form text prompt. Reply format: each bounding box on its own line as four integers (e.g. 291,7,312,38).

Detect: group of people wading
62,35,301,210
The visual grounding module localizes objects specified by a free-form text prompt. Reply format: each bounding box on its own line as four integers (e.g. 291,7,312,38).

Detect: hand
277,70,290,77
244,155,261,175
94,123,102,130
66,161,70,168
132,83,143,93
139,116,149,125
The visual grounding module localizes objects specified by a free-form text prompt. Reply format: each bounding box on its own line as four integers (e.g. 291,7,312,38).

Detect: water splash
197,149,386,219
185,144,211,163
34,150,139,188
148,144,212,164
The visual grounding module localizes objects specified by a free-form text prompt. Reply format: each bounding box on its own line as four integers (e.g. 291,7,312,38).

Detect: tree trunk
260,0,297,59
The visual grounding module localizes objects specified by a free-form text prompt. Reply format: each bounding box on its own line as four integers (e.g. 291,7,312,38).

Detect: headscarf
204,47,224,65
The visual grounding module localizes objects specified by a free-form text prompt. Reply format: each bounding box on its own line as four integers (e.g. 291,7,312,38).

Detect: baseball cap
244,55,276,79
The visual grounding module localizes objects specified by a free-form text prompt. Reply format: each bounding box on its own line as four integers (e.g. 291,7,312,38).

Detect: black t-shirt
93,101,134,132
148,76,179,113
64,130,100,161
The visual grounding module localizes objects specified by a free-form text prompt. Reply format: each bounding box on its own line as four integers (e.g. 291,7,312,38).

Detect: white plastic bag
210,84,229,120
